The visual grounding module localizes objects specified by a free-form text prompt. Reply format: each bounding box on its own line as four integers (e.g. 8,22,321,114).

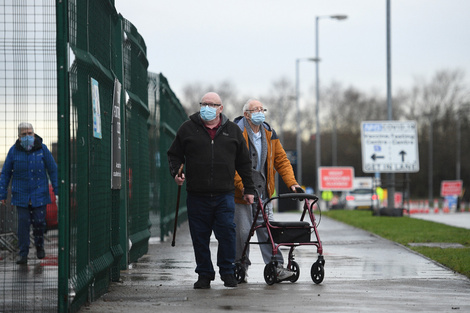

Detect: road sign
319,166,354,191
440,180,463,197
361,121,419,173
394,191,403,207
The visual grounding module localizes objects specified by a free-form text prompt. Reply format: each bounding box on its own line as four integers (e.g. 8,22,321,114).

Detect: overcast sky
116,0,470,102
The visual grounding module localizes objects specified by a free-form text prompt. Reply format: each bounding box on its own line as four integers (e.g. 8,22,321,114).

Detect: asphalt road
80,212,470,313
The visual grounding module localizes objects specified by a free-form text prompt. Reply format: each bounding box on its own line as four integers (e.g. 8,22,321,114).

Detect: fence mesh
0,0,59,312
1,1,188,312
67,1,127,309
155,74,188,239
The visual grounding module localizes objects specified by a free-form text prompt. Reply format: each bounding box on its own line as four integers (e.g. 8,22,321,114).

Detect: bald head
201,92,222,105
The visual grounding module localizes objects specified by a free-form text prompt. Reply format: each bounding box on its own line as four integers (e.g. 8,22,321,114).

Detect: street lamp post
315,14,348,194
296,58,317,186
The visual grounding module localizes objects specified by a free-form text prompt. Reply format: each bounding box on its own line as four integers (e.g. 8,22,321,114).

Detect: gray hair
18,122,34,136
242,99,258,113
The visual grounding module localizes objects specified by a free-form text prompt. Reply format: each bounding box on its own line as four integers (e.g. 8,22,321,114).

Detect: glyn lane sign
361,121,419,173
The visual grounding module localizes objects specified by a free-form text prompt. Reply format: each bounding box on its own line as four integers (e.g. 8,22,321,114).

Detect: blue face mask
250,112,265,125
200,105,217,121
20,135,34,151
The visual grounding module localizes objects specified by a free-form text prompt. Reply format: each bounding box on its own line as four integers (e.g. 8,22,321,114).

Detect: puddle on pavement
126,275,148,281
158,259,193,269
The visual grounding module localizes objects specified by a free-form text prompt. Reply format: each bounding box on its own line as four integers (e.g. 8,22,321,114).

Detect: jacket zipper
210,139,214,189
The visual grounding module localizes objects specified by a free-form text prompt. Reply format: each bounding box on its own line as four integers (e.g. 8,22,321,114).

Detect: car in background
338,188,377,210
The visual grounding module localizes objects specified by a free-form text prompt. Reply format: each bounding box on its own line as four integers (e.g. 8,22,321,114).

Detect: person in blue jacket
0,122,58,265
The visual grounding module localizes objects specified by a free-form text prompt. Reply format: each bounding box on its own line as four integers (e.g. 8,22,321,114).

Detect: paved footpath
80,212,470,313
409,211,470,229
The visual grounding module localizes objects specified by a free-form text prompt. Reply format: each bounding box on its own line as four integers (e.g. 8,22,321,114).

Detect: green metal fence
1,0,188,312
0,1,59,312
64,1,125,309
149,73,188,240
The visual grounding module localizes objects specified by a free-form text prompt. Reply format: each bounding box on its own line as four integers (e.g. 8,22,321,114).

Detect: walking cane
171,164,184,247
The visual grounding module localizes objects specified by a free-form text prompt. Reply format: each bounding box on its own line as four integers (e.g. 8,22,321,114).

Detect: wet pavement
79,212,470,313
409,211,470,229
0,230,59,313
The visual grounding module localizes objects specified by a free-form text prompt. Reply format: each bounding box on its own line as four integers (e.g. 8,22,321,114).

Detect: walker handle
275,193,319,201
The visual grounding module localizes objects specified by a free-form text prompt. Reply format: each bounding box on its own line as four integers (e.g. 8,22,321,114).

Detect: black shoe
194,275,211,289
36,247,45,259
16,256,28,265
221,274,238,288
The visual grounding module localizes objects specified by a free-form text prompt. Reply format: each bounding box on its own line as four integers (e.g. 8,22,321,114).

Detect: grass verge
322,210,470,279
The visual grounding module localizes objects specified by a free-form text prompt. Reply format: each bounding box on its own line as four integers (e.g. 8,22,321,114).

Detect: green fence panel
148,73,189,241
122,18,151,264
1,0,188,311
0,1,59,312
125,94,150,263
157,74,188,240
147,72,161,239
66,0,126,310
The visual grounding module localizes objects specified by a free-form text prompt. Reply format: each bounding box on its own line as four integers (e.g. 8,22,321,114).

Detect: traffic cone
433,199,439,213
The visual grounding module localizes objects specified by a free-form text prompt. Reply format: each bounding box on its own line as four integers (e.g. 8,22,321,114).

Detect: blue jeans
187,192,236,279
17,205,46,257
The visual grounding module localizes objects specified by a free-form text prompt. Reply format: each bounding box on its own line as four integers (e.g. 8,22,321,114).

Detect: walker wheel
234,262,245,284
288,261,300,283
264,263,277,285
311,261,324,284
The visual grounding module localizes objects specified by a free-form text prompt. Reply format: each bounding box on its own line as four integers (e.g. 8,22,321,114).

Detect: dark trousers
187,192,236,279
17,205,46,257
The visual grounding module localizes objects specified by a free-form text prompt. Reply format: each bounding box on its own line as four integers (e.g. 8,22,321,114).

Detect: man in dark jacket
0,122,58,264
167,92,255,289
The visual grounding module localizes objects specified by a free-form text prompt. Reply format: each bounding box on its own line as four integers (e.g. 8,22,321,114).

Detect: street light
296,57,318,185
315,14,348,194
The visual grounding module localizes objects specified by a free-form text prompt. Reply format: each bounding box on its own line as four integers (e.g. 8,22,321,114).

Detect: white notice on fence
91,77,102,139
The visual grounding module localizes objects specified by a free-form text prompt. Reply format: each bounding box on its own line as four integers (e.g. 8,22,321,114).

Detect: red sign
319,167,354,191
394,192,403,208
440,180,463,197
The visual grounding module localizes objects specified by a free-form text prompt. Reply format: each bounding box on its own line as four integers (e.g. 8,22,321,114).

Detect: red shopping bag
46,184,58,229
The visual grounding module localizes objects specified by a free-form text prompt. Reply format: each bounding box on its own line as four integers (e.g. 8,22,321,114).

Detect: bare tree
321,81,343,132
214,80,242,120
181,82,205,114
181,80,241,119
176,68,470,199
261,76,295,142
403,69,468,122
316,83,387,135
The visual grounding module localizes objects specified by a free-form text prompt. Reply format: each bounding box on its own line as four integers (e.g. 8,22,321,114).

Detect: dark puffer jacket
167,112,254,196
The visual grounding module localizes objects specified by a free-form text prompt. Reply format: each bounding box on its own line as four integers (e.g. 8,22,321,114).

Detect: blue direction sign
361,121,419,173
